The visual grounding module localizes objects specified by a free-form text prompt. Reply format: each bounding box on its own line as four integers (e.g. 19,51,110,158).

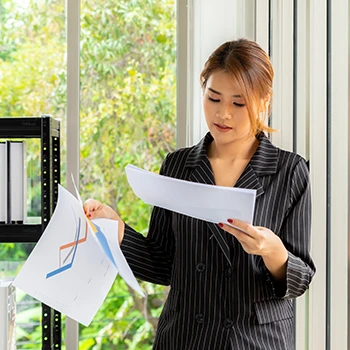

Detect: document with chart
13,185,144,327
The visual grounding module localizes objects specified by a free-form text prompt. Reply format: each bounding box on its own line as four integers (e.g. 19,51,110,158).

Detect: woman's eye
208,96,220,102
234,102,245,107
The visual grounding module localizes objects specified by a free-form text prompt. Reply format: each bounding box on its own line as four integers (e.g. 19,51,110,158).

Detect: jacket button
196,263,206,273
224,267,232,277
195,313,204,324
223,318,233,329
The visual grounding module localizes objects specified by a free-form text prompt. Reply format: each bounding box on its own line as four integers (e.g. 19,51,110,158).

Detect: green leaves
78,1,176,347
0,0,176,348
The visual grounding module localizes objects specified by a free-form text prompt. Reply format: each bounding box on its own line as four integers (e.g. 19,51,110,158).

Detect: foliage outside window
0,0,176,348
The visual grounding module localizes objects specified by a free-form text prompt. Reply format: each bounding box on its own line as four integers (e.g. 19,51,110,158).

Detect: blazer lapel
235,132,278,197
235,163,264,198
188,158,215,185
185,133,215,185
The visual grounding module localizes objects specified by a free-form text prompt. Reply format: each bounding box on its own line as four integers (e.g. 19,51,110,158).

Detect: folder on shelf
0,142,7,223
7,141,27,224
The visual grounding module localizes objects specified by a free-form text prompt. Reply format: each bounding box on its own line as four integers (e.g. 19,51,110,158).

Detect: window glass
0,0,66,348
79,0,176,347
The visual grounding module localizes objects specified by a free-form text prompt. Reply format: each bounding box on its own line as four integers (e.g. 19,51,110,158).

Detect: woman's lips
214,123,232,132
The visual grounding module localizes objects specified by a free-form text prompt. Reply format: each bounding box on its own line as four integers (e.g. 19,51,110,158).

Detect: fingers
219,219,253,236
83,199,120,221
83,198,99,210
218,219,276,256
83,198,103,219
218,218,263,243
218,219,261,255
227,219,252,234
219,222,252,243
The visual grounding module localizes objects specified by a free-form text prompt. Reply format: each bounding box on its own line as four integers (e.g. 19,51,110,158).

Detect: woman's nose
216,108,232,119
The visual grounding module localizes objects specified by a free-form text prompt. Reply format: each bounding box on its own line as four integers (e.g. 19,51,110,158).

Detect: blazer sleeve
120,156,175,286
266,158,316,299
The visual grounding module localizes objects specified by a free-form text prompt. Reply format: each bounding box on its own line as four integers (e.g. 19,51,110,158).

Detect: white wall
177,0,251,148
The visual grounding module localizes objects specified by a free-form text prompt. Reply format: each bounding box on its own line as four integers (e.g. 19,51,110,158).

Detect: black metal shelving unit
0,115,62,349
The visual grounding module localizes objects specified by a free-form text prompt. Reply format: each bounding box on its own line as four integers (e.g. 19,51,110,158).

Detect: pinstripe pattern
121,132,315,350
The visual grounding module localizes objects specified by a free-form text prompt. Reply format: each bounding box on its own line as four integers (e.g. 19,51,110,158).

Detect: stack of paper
13,185,144,327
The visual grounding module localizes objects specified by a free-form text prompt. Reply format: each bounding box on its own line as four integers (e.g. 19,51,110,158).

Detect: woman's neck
208,135,259,162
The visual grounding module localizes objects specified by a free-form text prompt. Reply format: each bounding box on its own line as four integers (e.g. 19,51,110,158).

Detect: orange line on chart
59,221,89,267
60,221,89,250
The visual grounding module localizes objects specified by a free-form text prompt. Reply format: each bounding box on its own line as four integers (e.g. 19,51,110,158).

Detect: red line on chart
59,221,89,267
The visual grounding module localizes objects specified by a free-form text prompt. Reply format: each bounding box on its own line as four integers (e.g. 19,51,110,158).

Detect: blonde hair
200,38,276,135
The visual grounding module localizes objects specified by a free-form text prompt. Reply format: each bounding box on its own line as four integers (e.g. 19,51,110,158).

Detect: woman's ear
263,95,271,112
257,95,271,124
259,95,271,118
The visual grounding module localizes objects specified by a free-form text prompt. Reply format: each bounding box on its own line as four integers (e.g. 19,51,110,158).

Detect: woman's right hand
83,198,125,244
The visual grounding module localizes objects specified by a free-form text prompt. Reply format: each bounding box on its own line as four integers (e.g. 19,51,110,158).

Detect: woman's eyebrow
207,87,242,98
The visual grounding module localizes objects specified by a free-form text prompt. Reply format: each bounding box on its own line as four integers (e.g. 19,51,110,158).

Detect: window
78,0,177,348
0,0,66,348
1,0,177,347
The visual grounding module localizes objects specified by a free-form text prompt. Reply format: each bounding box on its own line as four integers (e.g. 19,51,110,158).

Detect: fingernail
218,222,224,228
227,219,233,224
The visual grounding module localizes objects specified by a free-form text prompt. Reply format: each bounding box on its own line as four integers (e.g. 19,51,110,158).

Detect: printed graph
12,184,141,327
46,212,118,279
46,212,88,279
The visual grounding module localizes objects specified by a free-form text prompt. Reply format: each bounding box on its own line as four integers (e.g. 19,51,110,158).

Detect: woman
84,38,315,350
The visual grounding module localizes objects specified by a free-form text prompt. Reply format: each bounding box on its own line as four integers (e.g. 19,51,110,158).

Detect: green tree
0,0,176,348
79,0,176,348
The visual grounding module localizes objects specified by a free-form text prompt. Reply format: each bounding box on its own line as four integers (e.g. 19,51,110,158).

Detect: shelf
0,115,62,348
0,116,59,138
0,224,43,242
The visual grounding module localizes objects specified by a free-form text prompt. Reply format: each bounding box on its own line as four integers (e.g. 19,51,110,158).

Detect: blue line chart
46,217,81,279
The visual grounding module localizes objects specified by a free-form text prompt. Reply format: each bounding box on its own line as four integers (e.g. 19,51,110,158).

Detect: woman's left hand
219,218,289,282
219,219,284,259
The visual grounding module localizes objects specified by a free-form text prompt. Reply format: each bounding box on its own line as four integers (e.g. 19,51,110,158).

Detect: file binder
0,142,6,223
7,141,27,224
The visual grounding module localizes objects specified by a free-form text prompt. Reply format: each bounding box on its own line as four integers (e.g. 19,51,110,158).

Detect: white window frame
65,0,80,348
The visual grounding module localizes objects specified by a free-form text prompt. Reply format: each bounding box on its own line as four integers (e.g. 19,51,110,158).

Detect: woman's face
203,70,253,146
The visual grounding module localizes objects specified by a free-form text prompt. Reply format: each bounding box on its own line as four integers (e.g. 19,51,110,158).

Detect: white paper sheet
125,164,256,224
13,185,144,327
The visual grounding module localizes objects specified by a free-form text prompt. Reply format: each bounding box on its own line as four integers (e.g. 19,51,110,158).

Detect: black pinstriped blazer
121,131,316,350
